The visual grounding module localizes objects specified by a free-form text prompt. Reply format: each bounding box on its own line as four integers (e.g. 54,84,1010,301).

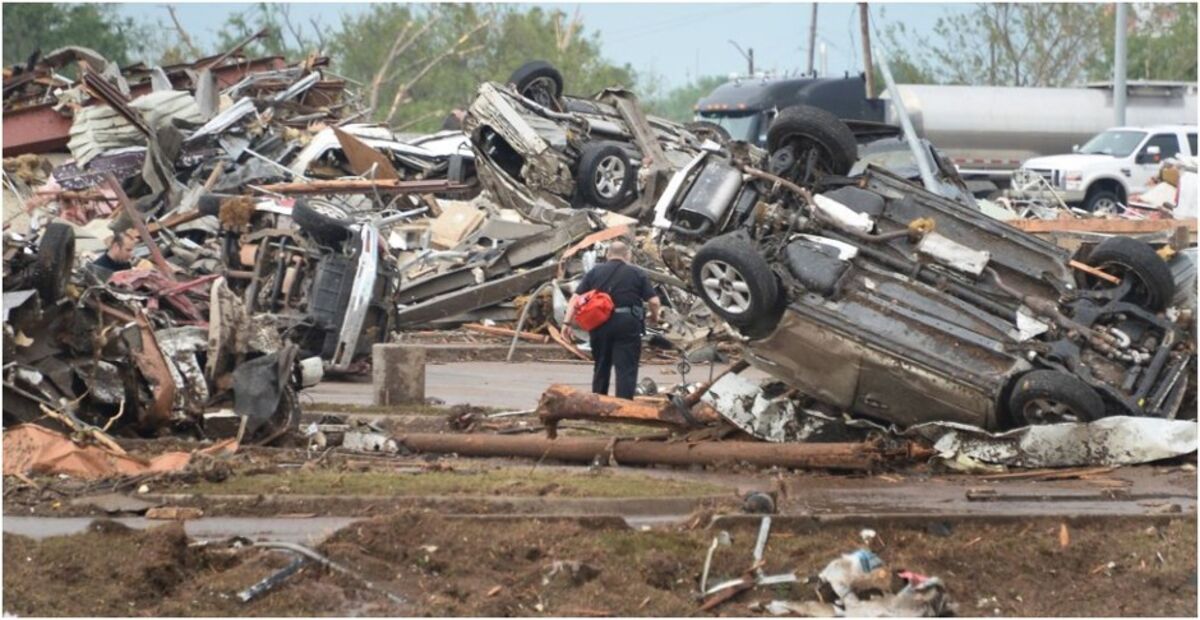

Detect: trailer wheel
1086,236,1175,312
766,105,858,179
293,199,352,246
509,60,564,109
33,223,75,304
691,231,781,335
1008,370,1103,426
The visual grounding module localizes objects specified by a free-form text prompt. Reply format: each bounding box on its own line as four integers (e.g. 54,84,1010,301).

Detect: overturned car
463,61,723,223
653,107,1194,430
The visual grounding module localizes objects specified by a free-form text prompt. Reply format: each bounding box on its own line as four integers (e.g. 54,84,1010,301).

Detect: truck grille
1026,168,1061,188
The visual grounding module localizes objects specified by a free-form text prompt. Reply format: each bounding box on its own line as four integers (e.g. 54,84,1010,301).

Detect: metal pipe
396,432,926,471
1114,2,1128,126
871,38,939,192
507,279,556,362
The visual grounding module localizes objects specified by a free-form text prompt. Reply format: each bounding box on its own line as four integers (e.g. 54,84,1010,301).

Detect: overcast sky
122,2,962,89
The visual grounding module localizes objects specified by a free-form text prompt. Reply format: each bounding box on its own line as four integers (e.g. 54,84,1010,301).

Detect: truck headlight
1064,171,1083,191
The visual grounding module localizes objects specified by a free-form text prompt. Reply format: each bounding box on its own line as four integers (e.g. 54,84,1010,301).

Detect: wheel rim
523,77,558,108
593,155,626,199
1092,197,1118,214
700,260,752,314
1023,398,1081,424
1094,260,1157,309
308,200,348,221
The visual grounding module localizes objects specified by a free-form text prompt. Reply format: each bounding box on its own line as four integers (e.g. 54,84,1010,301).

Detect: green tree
643,75,729,123
326,3,635,132
2,3,145,67
1089,3,1198,82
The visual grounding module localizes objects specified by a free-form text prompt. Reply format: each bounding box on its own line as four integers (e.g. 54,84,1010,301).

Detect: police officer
563,241,661,399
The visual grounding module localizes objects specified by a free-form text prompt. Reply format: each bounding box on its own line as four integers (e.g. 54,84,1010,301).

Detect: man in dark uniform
89,226,137,281
563,241,661,399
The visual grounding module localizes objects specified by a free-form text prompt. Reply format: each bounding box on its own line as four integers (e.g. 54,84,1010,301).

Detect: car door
1132,133,1182,194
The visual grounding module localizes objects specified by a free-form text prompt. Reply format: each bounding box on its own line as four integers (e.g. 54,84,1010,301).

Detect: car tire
691,231,781,333
508,60,564,109
1008,370,1104,426
574,142,636,210
33,223,75,304
1083,189,1122,214
685,120,732,146
1087,236,1175,312
293,199,352,246
766,105,858,177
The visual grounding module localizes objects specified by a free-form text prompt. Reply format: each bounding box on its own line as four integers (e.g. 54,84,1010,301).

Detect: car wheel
1086,236,1175,312
766,105,858,179
1084,187,1118,213
293,199,352,246
33,223,75,304
691,231,781,333
575,142,636,209
508,60,564,109
1083,189,1122,214
1008,370,1103,426
685,120,732,146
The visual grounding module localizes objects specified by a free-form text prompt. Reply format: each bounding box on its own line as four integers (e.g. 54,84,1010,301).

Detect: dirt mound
3,519,195,616
3,512,1196,616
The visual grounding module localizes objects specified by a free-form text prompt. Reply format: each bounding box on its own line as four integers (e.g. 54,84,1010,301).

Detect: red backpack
573,263,624,331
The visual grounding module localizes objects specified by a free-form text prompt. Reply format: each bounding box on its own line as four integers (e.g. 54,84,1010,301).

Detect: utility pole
807,3,819,75
859,3,874,97
1114,2,1128,126
729,40,755,76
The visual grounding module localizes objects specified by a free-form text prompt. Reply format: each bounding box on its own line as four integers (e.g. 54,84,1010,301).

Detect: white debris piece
913,416,1198,468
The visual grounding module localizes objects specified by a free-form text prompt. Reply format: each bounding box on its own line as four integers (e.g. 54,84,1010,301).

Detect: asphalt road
305,360,766,410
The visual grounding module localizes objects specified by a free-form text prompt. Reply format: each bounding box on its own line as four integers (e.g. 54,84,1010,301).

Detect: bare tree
383,18,491,124
553,6,583,52
163,4,201,58
885,3,1104,87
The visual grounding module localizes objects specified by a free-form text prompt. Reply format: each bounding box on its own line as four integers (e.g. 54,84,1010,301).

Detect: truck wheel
685,120,731,146
33,223,75,304
574,142,636,209
1083,189,1122,214
766,105,858,178
293,199,352,246
1087,236,1175,312
508,60,563,109
691,232,780,333
1008,370,1103,426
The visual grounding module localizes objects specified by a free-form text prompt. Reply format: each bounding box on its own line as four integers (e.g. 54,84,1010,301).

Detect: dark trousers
589,312,642,399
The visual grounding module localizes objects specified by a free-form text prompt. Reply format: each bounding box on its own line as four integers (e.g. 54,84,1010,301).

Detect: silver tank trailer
883,82,1198,175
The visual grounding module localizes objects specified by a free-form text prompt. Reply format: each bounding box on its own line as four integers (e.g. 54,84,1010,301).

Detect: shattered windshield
697,112,759,142
1078,130,1146,157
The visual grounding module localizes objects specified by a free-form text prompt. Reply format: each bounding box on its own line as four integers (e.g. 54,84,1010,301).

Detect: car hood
1021,153,1112,171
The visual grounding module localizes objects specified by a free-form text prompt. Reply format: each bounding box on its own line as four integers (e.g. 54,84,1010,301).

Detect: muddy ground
4,401,1197,616
3,512,1195,617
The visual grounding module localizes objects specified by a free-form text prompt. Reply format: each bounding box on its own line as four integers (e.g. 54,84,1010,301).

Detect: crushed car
463,61,725,223
652,105,1194,430
198,193,423,374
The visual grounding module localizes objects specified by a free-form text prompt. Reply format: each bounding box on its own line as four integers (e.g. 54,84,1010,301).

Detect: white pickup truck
1018,124,1198,212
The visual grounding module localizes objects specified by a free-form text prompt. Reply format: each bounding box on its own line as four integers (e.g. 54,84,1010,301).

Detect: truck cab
1018,124,1199,212
694,74,884,146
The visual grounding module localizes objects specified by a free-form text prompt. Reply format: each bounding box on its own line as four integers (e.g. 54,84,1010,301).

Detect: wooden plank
1008,218,1197,235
